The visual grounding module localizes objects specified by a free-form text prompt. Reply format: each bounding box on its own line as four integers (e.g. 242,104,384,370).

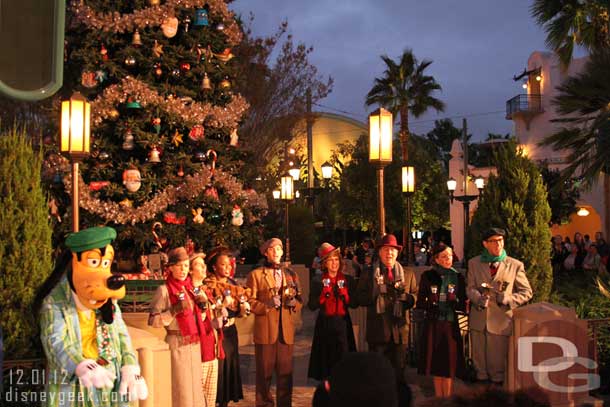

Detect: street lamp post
369,108,393,237
280,172,295,263
60,92,91,232
448,175,484,261
402,165,415,264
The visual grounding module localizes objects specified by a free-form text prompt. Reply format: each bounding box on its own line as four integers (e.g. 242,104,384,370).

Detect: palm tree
365,49,445,162
531,0,610,66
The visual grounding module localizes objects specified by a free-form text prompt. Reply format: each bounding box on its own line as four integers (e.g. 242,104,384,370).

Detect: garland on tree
91,76,248,128
71,0,242,45
53,156,267,225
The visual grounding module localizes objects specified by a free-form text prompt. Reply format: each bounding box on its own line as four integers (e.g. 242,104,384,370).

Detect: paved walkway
230,308,466,407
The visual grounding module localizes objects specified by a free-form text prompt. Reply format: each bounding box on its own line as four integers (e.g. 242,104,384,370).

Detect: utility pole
306,88,314,214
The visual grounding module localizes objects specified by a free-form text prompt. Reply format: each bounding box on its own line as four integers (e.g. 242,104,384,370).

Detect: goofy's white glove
119,365,148,401
75,359,116,390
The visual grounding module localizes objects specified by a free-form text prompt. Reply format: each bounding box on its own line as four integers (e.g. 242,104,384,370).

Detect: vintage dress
205,274,244,404
148,284,205,407
416,267,466,379
39,277,138,407
307,271,357,380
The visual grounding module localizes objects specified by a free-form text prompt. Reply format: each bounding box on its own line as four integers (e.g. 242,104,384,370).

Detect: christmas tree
44,0,268,272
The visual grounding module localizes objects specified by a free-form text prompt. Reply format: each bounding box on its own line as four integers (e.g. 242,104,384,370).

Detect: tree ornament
171,68,181,78
229,128,239,146
206,149,217,173
192,208,204,224
152,40,163,58
192,150,206,163
89,181,110,191
125,96,141,109
124,55,136,67
120,198,133,208
219,77,231,89
231,204,244,226
98,150,110,162
148,145,161,163
122,128,135,150
95,70,107,83
100,44,108,61
183,16,192,32
171,130,183,147
180,62,191,72
161,17,178,38
132,29,142,47
214,48,234,63
205,185,219,201
153,62,163,77
194,8,209,27
188,124,205,141
201,72,212,91
148,0,161,6
152,117,161,133
177,164,184,177
108,108,120,120
123,167,142,192
164,211,186,225
81,71,97,88
48,199,61,222
216,22,225,31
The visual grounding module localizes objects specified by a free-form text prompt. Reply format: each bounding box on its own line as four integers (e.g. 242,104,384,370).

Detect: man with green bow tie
466,227,533,385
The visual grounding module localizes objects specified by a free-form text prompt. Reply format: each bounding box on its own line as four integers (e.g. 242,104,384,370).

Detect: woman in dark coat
205,247,246,407
416,243,466,398
308,242,357,380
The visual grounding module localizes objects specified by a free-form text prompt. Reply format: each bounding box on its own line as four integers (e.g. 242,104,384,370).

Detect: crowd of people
551,231,609,275
142,224,564,406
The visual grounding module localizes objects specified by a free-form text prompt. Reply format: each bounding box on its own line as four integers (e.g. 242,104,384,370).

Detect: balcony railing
506,94,542,120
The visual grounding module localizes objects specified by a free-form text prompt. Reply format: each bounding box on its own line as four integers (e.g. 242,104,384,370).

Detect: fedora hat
167,247,189,265
375,234,402,252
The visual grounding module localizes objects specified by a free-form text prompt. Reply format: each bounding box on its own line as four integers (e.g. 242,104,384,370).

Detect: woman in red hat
307,242,357,381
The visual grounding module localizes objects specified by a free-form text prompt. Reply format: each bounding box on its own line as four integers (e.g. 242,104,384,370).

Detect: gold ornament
201,72,212,91
219,78,231,89
132,29,142,46
120,198,133,208
171,130,184,147
108,109,120,120
152,40,163,58
148,0,161,5
230,128,239,146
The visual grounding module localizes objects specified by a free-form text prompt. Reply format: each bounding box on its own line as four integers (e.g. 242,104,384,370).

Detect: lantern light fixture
321,161,333,180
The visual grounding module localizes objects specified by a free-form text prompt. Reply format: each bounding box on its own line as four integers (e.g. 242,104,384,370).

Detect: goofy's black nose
107,274,125,290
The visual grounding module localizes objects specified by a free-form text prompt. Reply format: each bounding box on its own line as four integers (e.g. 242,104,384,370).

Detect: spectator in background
573,232,587,268
582,244,601,272
563,236,572,252
595,232,609,265
584,234,592,249
551,235,568,274
563,245,579,271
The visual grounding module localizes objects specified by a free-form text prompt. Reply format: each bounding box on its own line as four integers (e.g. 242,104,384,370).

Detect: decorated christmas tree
44,0,268,273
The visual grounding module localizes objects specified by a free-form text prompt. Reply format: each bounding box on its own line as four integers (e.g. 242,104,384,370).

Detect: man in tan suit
467,228,533,384
246,238,303,407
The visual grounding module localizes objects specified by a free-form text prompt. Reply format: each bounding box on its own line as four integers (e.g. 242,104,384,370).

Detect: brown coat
466,255,533,336
246,265,303,344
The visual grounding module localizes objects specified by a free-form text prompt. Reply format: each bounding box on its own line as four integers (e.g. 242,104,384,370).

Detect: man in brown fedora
355,233,417,388
246,238,303,407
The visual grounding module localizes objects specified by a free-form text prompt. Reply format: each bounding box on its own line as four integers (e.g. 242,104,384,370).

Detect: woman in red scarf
308,243,357,381
148,247,207,407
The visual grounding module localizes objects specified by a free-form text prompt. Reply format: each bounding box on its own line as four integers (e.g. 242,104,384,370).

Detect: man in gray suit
466,228,533,384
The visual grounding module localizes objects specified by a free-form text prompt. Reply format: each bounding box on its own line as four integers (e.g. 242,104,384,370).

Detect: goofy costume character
39,227,147,406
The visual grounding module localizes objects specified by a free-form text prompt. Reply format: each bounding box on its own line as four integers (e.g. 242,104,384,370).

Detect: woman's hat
189,252,206,263
318,242,340,262
167,247,189,265
375,234,403,252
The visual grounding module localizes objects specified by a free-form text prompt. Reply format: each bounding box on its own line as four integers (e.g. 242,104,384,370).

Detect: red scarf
166,274,207,349
319,270,349,317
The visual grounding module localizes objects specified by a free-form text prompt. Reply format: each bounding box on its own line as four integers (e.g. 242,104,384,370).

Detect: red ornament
89,181,110,191
100,44,108,61
180,62,191,72
205,186,219,201
188,124,205,141
164,211,186,225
